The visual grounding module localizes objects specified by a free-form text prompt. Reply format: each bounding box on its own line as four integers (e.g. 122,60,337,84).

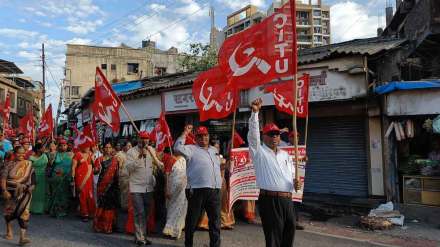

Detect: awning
112,81,143,94
375,81,440,94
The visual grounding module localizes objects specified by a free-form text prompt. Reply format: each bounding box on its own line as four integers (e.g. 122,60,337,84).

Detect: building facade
219,1,331,48
64,41,185,106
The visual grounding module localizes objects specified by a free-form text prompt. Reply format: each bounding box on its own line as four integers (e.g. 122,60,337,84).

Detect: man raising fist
248,98,301,247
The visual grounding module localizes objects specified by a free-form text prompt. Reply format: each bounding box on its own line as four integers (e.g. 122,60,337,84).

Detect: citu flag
264,74,310,118
38,104,54,138
74,123,95,150
19,110,35,142
232,131,245,148
2,94,10,122
192,66,239,121
92,67,121,133
218,0,297,90
153,112,173,152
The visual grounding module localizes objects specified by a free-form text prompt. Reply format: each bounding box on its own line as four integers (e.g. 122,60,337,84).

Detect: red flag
264,74,310,117
185,133,196,145
2,94,10,121
92,67,121,132
19,111,35,141
233,131,245,148
38,104,54,138
74,123,95,149
218,1,296,90
154,112,173,152
192,66,239,121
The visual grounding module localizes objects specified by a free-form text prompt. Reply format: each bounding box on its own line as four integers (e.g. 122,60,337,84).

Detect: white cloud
17,50,39,60
0,28,39,39
175,0,209,18
67,38,92,45
66,19,104,35
19,18,26,23
150,3,166,12
331,1,384,43
217,0,267,9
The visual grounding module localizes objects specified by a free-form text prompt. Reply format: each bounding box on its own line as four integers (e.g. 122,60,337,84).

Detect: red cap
262,123,280,135
196,126,209,135
289,131,299,138
58,139,67,145
139,131,150,139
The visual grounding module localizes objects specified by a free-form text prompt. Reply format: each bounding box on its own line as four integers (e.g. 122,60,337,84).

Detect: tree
179,43,217,72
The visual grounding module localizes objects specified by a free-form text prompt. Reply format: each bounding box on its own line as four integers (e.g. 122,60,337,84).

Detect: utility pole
55,79,64,136
42,43,46,111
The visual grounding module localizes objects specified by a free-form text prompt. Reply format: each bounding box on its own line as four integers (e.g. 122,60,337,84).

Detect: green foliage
179,43,218,72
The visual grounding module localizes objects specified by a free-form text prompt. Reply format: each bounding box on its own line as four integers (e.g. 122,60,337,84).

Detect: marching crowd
0,98,302,247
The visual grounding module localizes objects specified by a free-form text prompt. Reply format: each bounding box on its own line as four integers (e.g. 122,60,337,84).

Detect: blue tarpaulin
375,81,440,94
112,81,142,94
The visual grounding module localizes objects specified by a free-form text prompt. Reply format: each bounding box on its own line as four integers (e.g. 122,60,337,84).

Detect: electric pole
42,43,46,111
55,79,64,136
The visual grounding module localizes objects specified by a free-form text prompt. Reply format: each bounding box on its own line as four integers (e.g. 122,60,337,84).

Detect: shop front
378,83,440,207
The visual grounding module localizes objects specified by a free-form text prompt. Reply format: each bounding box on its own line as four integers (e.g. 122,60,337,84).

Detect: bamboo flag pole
227,110,237,213
304,114,309,146
120,102,140,134
289,0,300,190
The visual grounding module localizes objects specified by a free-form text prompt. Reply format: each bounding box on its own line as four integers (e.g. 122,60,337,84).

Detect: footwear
145,239,152,245
19,238,31,246
81,217,89,223
296,224,305,230
135,240,146,246
4,234,13,240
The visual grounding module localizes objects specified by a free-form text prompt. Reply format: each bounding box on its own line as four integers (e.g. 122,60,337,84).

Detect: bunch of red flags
74,123,95,150
19,110,35,142
92,67,121,132
38,104,54,138
153,112,173,152
192,0,298,121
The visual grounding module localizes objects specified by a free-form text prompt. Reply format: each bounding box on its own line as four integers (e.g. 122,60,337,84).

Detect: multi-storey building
219,1,331,49
64,41,185,106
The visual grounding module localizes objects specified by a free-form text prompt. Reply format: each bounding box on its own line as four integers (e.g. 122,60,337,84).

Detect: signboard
229,146,307,210
248,68,366,105
163,88,197,112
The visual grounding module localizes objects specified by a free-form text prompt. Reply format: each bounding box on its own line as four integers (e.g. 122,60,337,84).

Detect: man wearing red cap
174,125,222,247
248,98,302,247
126,131,163,246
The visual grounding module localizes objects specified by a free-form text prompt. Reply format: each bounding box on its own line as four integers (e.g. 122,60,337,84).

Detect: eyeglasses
266,132,281,137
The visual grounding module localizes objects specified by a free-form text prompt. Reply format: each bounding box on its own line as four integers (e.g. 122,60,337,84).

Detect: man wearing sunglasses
248,98,302,247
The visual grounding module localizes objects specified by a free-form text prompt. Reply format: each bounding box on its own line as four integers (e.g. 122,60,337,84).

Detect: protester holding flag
125,131,163,246
29,143,49,214
93,141,121,234
248,98,301,247
162,147,187,239
47,139,73,218
71,140,96,222
1,146,36,246
174,125,222,247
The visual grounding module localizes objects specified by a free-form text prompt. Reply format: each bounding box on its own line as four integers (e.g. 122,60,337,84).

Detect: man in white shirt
247,98,301,247
126,131,163,246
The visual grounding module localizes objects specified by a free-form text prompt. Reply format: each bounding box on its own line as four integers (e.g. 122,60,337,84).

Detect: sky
0,0,391,115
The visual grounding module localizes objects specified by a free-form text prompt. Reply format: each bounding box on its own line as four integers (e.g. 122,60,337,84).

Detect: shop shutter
304,117,368,197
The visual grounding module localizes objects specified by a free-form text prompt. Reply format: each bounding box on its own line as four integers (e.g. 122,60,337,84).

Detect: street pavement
0,214,393,247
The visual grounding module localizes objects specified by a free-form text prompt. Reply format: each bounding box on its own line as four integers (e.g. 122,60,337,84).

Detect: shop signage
248,67,366,104
164,88,197,112
228,146,307,210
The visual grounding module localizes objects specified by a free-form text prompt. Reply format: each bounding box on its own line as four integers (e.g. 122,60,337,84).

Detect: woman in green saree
47,139,73,217
29,143,48,214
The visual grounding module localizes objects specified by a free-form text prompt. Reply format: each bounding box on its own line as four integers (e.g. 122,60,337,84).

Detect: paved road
0,214,391,247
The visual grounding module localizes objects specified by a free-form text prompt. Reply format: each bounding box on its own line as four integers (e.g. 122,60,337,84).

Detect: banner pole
304,114,309,146
227,110,237,213
120,102,140,134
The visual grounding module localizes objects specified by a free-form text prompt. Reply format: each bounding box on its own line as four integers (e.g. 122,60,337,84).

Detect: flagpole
304,114,309,146
120,102,140,134
289,0,300,190
228,109,237,214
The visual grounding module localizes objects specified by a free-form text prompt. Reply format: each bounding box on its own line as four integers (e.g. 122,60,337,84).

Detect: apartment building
64,41,185,106
220,1,331,49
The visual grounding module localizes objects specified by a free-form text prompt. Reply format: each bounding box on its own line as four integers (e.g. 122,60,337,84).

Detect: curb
303,229,400,247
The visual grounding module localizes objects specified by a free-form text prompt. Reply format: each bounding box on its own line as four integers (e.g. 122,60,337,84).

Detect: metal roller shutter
304,117,368,197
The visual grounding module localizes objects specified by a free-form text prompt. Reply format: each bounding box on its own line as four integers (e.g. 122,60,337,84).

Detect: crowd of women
0,129,260,246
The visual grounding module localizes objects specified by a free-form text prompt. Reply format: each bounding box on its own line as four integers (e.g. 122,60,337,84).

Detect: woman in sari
29,143,48,214
93,142,121,233
72,140,96,222
47,139,73,217
162,149,187,239
1,146,36,246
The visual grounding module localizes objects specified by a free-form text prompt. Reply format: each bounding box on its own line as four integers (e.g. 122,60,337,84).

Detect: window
155,67,167,76
313,18,321,25
101,64,107,70
111,64,116,71
0,88,5,103
313,35,322,42
314,27,322,33
9,92,15,108
71,86,80,96
64,86,70,97
127,63,139,74
18,97,25,108
313,10,321,17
